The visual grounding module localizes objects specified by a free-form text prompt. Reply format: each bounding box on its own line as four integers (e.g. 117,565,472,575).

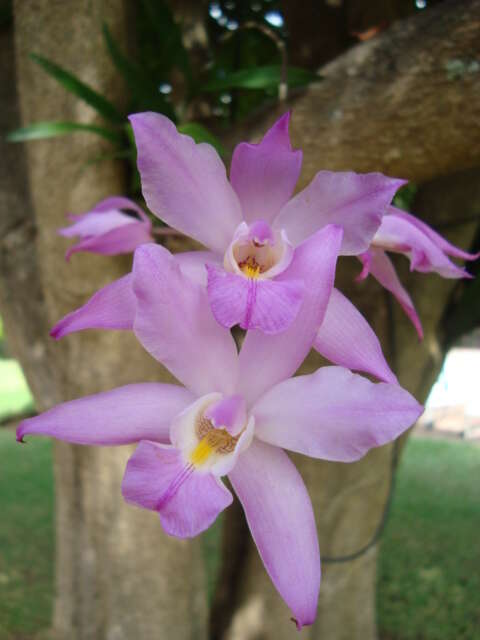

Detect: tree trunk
216,2,480,638
2,2,208,638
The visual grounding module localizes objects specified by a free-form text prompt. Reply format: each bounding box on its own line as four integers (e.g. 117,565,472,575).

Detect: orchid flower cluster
18,112,478,628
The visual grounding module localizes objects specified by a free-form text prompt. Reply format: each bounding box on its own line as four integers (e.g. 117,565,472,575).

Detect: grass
0,428,478,639
377,438,480,640
0,429,54,640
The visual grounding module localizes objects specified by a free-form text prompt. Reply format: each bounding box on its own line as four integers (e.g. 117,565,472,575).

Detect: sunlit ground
420,348,480,439
0,360,34,424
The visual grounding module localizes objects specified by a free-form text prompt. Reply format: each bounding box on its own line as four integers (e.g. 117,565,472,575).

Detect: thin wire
321,438,400,564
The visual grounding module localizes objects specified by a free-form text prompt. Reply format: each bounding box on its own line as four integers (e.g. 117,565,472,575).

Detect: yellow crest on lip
190,438,213,466
239,255,262,279
241,263,261,278
190,428,238,467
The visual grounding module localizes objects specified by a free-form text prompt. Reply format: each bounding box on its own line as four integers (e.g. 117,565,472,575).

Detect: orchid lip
170,393,255,477
224,220,294,281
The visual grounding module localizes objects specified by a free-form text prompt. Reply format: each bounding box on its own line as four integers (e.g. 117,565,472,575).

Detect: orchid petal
50,273,135,340
230,112,302,224
64,222,153,260
314,288,397,383
81,196,149,221
358,248,424,339
129,112,242,253
17,384,194,445
274,171,405,254
229,440,319,629
175,250,221,286
253,367,423,461
390,206,480,261
237,225,343,404
374,212,474,278
50,274,135,339
122,441,232,538
59,210,136,238
206,265,304,334
132,244,238,396
61,196,149,230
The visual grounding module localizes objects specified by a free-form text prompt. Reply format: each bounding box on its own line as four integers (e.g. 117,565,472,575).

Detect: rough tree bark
1,2,208,639
215,2,480,639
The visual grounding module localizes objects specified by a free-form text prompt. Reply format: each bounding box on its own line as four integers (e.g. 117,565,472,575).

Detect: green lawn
0,429,53,640
378,438,480,640
0,431,478,639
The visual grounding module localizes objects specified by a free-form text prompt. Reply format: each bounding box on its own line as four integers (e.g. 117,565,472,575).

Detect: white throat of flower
224,221,294,281
171,393,255,477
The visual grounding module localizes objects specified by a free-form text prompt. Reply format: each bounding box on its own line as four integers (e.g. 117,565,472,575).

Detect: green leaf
6,121,122,144
204,65,320,92
140,0,192,85
102,24,152,100
102,24,176,120
30,53,124,124
177,122,225,156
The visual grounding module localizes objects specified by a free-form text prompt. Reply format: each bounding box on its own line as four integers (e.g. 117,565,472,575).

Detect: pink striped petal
78,196,149,221
17,384,194,445
274,171,405,254
237,225,343,404
229,440,320,629
390,206,480,261
206,265,304,334
50,273,135,339
374,211,474,278
129,112,242,253
64,221,153,260
230,112,302,224
132,244,238,397
122,441,232,538
358,249,424,339
252,367,423,461
59,210,136,238
314,288,397,383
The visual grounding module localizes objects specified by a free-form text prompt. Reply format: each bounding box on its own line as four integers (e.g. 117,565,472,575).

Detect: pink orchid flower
59,196,153,260
18,238,422,628
128,111,405,335
358,206,479,338
50,245,399,385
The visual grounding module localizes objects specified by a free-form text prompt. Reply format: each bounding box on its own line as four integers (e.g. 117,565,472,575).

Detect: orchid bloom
59,196,153,260
48,112,406,385
128,111,405,335
18,239,423,627
358,206,479,337
50,243,399,385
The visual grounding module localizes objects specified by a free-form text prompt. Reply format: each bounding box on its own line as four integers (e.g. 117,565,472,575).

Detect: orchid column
10,2,208,639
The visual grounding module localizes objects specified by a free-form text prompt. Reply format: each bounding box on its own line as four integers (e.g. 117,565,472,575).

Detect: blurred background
0,1,479,639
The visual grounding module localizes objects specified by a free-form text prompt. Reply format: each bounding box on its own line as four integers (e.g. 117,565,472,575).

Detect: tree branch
235,0,480,186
